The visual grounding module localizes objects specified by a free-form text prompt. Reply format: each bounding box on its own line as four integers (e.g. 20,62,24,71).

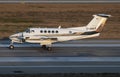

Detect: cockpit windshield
25,29,30,33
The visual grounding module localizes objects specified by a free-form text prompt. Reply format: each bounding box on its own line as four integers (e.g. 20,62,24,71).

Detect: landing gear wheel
41,45,46,49
47,47,52,51
9,45,14,49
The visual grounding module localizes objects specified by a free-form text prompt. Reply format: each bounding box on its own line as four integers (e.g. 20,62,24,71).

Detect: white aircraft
9,14,111,51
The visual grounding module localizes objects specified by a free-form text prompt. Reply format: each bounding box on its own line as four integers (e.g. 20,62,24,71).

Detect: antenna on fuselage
58,26,61,29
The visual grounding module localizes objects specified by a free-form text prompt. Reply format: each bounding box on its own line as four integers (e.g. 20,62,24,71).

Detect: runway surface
0,0,119,3
0,40,120,74
0,57,120,74
0,40,120,57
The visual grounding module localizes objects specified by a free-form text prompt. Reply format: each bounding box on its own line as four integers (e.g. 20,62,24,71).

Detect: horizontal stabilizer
96,14,111,18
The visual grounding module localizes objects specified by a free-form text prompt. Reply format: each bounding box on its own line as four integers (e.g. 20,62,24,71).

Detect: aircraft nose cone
9,34,18,40
9,34,17,39
9,33,22,40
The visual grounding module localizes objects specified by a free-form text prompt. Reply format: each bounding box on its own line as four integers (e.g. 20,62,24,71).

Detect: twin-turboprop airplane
9,14,111,51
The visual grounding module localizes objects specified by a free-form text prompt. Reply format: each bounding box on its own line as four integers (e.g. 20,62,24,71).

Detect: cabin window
48,30,51,33
44,30,47,33
40,30,43,33
52,30,54,33
56,30,58,33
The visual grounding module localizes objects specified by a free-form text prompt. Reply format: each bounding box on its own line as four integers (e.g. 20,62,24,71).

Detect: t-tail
86,14,111,32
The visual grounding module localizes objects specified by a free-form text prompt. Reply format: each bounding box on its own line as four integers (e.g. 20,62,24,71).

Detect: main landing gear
8,41,52,51
41,45,52,51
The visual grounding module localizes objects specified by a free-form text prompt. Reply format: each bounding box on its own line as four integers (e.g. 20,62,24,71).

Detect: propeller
18,32,26,43
21,32,26,42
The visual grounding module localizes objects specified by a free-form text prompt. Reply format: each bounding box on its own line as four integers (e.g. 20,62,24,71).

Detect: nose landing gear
9,41,14,49
9,45,14,49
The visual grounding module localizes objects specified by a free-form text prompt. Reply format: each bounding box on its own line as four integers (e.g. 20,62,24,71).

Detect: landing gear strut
47,47,52,51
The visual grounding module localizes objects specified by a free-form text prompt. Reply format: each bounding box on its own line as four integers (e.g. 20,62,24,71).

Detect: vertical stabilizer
86,14,111,32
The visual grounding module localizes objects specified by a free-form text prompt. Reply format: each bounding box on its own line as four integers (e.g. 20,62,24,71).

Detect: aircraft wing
24,35,57,40
39,36,58,45
40,36,58,41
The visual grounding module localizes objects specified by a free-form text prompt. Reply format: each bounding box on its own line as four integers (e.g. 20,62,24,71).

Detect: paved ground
0,47,120,57
0,40,120,74
0,40,120,57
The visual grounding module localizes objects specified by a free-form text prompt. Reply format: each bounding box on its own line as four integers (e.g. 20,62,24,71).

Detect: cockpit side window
25,29,30,33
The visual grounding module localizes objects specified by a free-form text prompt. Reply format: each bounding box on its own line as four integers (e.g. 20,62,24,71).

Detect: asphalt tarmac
0,40,120,57
0,40,120,74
